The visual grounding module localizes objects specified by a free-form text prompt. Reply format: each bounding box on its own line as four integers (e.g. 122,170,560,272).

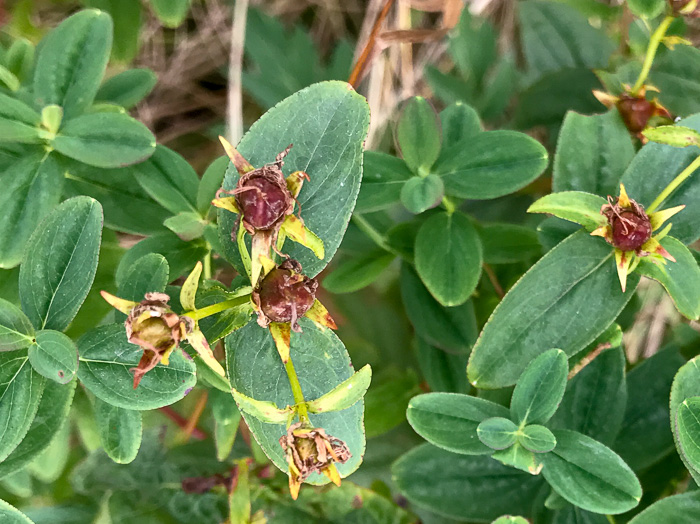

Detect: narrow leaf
528,191,608,230
231,387,291,425
307,364,372,414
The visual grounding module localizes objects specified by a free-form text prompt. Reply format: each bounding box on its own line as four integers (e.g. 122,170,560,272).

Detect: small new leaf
307,364,372,414
518,424,556,453
476,417,518,450
181,261,203,312
528,192,608,231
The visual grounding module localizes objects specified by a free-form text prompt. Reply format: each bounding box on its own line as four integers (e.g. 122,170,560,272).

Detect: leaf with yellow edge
269,322,291,363
642,125,700,148
187,328,225,376
307,364,372,414
180,261,202,312
100,291,137,315
231,386,292,424
281,215,325,260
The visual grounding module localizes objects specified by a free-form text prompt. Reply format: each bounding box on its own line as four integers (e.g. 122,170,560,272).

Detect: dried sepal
649,205,685,231
186,328,225,377
100,291,138,315
281,215,325,260
279,422,351,500
615,249,633,293
180,261,202,312
304,299,337,330
218,135,254,174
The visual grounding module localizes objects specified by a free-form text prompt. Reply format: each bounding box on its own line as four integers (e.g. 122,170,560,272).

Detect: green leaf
515,68,603,129
627,491,700,524
0,154,63,269
94,397,142,464
400,263,478,353
196,155,228,215
510,348,568,425
27,330,78,384
134,145,200,215
643,125,700,149
62,160,169,236
27,420,70,484
149,0,191,28
627,0,666,18
0,351,45,462
33,9,113,119
0,93,42,143
519,424,556,453
477,417,518,450
364,368,420,438
614,346,685,471
434,131,548,199
196,283,252,344
551,347,626,446
0,499,34,523
323,250,394,294
396,97,441,174
218,81,370,278
415,336,469,393
553,110,634,197
51,112,156,168
518,1,614,79
0,379,75,480
226,318,365,484
0,298,34,351
77,324,197,410
676,396,700,479
620,113,700,244
392,443,543,522
96,69,157,109
164,212,207,242
406,392,510,455
307,364,372,414
542,430,641,514
478,223,542,264
415,211,482,307
357,153,415,218
448,9,497,85
400,174,444,214
0,65,20,92
210,389,240,461
115,232,207,282
83,0,142,63
468,232,639,389
528,191,607,230
439,102,482,150
19,196,103,331
638,236,700,320
670,356,700,484
651,40,700,116
116,253,169,302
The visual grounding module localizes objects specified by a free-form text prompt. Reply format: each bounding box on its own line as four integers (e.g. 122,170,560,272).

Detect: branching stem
182,296,251,321
284,358,310,424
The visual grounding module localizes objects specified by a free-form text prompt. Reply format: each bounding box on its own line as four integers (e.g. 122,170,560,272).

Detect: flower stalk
631,15,674,95
647,154,700,213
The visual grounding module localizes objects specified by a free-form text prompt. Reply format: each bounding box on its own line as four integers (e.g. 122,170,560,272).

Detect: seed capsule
255,260,318,330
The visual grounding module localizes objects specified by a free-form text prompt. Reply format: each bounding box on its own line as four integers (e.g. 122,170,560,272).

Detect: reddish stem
159,406,208,440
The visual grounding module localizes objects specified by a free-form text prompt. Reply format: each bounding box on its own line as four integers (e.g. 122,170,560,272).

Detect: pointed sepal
322,462,342,487
593,90,618,108
307,364,372,414
181,261,202,312
231,387,292,424
219,135,254,175
615,249,633,292
100,291,138,315
269,322,291,363
211,196,240,215
304,299,337,330
286,170,309,199
641,237,676,262
618,184,631,208
250,231,273,286
281,215,325,260
187,328,226,377
649,205,685,231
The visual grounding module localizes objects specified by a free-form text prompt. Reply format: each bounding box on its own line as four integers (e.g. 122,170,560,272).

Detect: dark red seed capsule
235,174,290,231
616,96,655,134
610,210,652,251
257,261,317,324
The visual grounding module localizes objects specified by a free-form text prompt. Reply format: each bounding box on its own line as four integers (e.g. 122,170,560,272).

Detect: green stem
631,15,674,95
352,215,399,256
284,358,310,423
442,196,456,215
182,295,250,321
647,154,700,213
203,250,212,280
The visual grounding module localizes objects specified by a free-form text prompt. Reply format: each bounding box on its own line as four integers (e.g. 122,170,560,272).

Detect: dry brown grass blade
349,0,396,87
379,28,449,44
